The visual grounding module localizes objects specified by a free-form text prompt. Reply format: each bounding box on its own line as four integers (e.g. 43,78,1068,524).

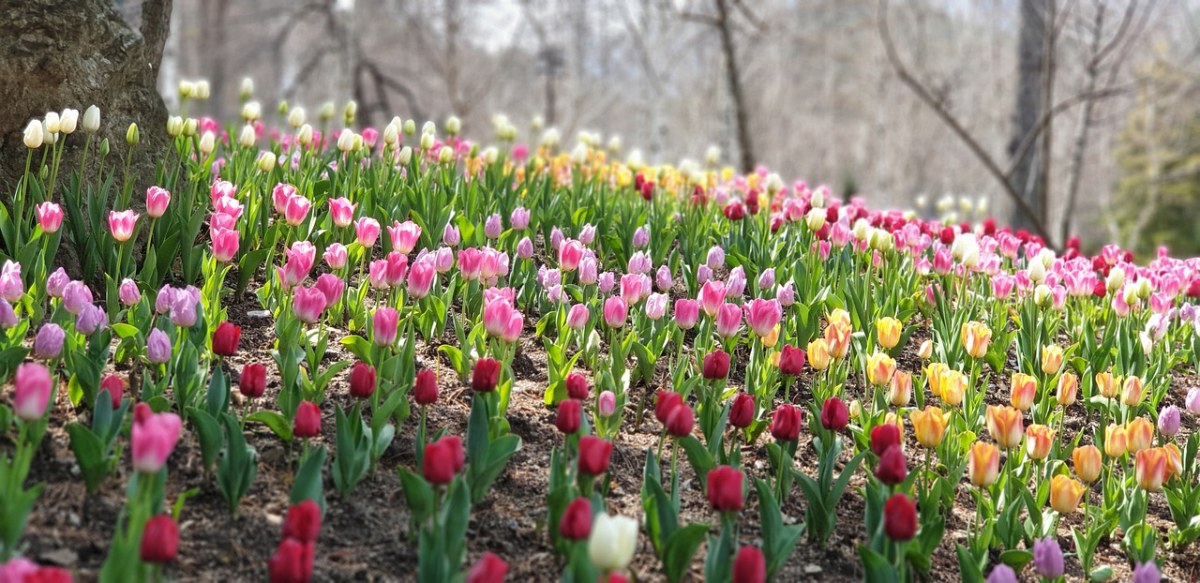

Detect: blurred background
115,0,1198,256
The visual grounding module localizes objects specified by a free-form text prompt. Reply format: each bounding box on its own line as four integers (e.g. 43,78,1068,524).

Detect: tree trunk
1007,0,1050,232
714,0,755,173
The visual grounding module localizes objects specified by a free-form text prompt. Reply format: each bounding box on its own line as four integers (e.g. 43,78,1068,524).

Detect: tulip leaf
858,546,899,583
954,544,984,583
662,523,708,583
186,406,223,470
1088,566,1114,582
245,410,293,442
397,467,435,525
997,549,1032,569
340,334,373,362
754,478,804,580
442,478,472,571
66,423,109,492
291,445,327,512
676,435,714,483
110,323,141,340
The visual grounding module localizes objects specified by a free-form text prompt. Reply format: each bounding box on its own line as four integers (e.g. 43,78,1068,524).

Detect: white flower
587,513,638,572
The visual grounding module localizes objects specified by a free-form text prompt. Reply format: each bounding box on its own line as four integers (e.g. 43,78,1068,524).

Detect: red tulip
212,321,241,356
706,465,744,512
874,445,908,486
566,373,589,400
578,436,613,476
466,552,508,583
413,369,438,405
655,390,683,424
820,397,849,431
770,404,802,442
348,362,376,399
140,514,179,563
293,401,321,438
472,358,500,392
883,493,918,541
870,423,902,457
555,399,582,434
424,439,459,485
733,546,766,583
440,435,465,472
268,538,314,583
240,363,267,398
702,349,730,379
24,568,73,583
665,402,695,437
728,393,755,429
99,374,124,409
282,499,321,544
559,497,593,540
779,344,806,375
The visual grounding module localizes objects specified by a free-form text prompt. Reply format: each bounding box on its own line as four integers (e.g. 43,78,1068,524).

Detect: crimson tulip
282,499,321,544
870,423,902,457
413,369,438,405
472,358,500,392
578,436,613,476
820,397,849,431
728,393,755,429
293,401,321,439
348,362,376,399
706,465,744,512
559,497,593,540
702,349,730,379
555,399,582,434
874,445,907,486
733,546,766,583
140,514,179,563
212,321,241,356
240,363,267,398
770,404,802,442
883,493,918,541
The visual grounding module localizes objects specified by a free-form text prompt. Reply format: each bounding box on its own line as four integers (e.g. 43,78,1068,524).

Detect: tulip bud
42,111,61,135
257,151,277,173
445,115,461,135
382,123,399,145
419,131,435,151
198,131,215,156
126,122,140,145
183,117,197,137
398,146,413,165
587,513,638,572
337,129,356,153
438,145,454,163
23,120,44,149
403,118,416,135
237,124,256,148
178,80,195,99
194,80,210,99
342,100,358,126
99,137,110,157
239,77,254,100
317,101,336,122
242,100,261,122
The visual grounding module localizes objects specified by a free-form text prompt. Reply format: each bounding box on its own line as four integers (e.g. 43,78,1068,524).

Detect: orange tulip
827,308,852,331
1121,375,1144,407
910,406,947,449
1135,447,1169,491
889,371,913,407
925,362,949,400
1126,417,1154,453
1040,345,1064,375
1024,424,1056,461
876,317,902,350
1072,445,1102,483
1164,443,1182,479
867,352,897,386
986,405,1024,450
1010,373,1037,412
1056,373,1078,407
1104,424,1128,458
960,321,992,359
824,322,851,359
967,442,1000,487
1095,371,1119,399
1049,474,1087,514
807,338,831,371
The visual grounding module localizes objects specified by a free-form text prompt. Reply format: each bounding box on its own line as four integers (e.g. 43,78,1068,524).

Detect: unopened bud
288,107,306,129
238,124,256,148
297,124,313,147
239,77,254,100
198,131,215,156
23,120,44,149
166,115,183,137
83,105,100,133
445,115,461,135
43,111,61,134
398,146,413,165
317,101,335,122
125,123,140,146
59,108,79,134
194,80,210,99
403,119,416,136
438,145,453,163
342,100,358,126
183,118,197,137
242,101,261,122
257,151,277,173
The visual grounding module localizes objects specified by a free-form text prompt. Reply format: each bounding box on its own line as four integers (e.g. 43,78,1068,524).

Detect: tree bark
1007,0,1050,232
714,0,756,172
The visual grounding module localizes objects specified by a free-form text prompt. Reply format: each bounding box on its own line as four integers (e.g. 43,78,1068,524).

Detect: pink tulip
0,261,21,302
579,224,596,245
483,297,523,342
726,266,747,298
211,179,237,202
715,303,742,338
566,303,589,330
145,186,171,218
119,278,141,306
698,280,726,316
434,247,454,273
284,195,311,226
559,239,584,272
745,298,782,337
146,328,172,363
33,323,65,359
579,258,598,284
516,237,534,259
674,299,700,329
13,362,53,421
620,273,646,305
0,299,16,328
108,210,138,242
315,273,345,306
407,259,436,299
386,252,408,286
62,280,93,314
459,248,482,280
169,287,200,327
656,265,673,291
603,296,628,328
484,213,503,239
598,391,617,416
373,307,399,346
628,252,652,275
213,196,243,220
388,220,421,254
633,226,650,248
272,183,297,214
329,197,356,228
645,293,668,320
324,243,348,269
131,404,182,473
76,304,107,335
707,246,725,270
211,227,239,262
368,260,390,289
46,267,68,298
355,217,381,247
291,286,327,324
35,202,64,233
511,207,530,231
442,223,461,247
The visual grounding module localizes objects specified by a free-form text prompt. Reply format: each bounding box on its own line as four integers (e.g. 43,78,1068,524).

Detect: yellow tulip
910,406,947,449
1095,371,1119,399
1072,445,1102,483
986,405,1024,450
827,308,852,331
888,371,913,407
1135,447,1169,492
967,442,1000,487
807,338,831,371
1164,443,1182,479
1049,474,1087,514
1056,373,1078,407
824,322,851,359
918,339,933,360
925,362,950,400
1121,375,1144,407
1040,345,1064,375
939,370,966,407
1126,417,1154,453
876,317,902,350
867,352,897,386
1024,424,1055,461
1010,373,1037,412
762,324,781,348
1104,424,1128,458
960,321,992,359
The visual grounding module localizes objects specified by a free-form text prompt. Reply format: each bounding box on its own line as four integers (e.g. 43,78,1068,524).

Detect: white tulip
587,513,638,572
82,105,100,133
59,108,79,134
24,119,44,149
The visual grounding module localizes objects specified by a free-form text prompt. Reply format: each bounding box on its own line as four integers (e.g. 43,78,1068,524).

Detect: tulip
866,352,896,386
472,358,501,392
372,307,399,346
824,321,851,359
413,369,438,405
1136,447,1169,491
329,197,355,228
1095,371,1119,399
888,371,913,406
140,515,179,563
76,304,107,335
348,362,376,399
62,280,92,314
132,407,183,473
559,239,584,272
960,321,992,359
33,323,65,359
778,344,806,376
588,513,638,573
1024,424,1055,461
268,538,314,583
986,405,1024,449
1187,388,1200,413
465,552,507,583
598,390,617,416
23,119,43,148
388,220,421,254
876,317,902,349
702,350,730,380
147,328,172,364
770,404,802,442
96,374,124,409
910,406,946,449
821,397,849,431
293,401,321,438
323,244,348,270
807,338,832,371
870,423,902,457
315,273,345,306
355,217,381,247
986,565,1017,583
212,321,241,357
424,438,460,485
733,546,766,583
1104,424,1128,458
565,303,590,330
145,186,171,218
0,300,14,329
578,436,613,476
744,298,782,337
1009,373,1036,411
875,445,908,485
13,362,53,421
560,497,593,540
1040,345,1064,375
1049,474,1087,514
655,391,683,424
1032,538,1063,579
1132,562,1161,583
707,465,744,512
917,339,933,360
602,296,627,328
698,280,725,316
1056,372,1078,407
108,210,139,242
1158,405,1181,437
282,499,322,543
559,373,588,401
729,393,755,429
1127,417,1154,453
291,286,326,324
1122,375,1145,407
556,399,582,434
715,303,742,338
240,363,267,398
665,402,695,437
883,493,918,541
967,442,1000,487
35,202,64,233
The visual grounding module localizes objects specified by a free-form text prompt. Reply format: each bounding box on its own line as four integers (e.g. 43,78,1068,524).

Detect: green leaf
662,523,709,583
858,546,899,583
66,423,109,492
398,466,435,525
676,435,715,483
291,445,327,512
186,407,223,470
110,323,141,339
245,410,293,442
